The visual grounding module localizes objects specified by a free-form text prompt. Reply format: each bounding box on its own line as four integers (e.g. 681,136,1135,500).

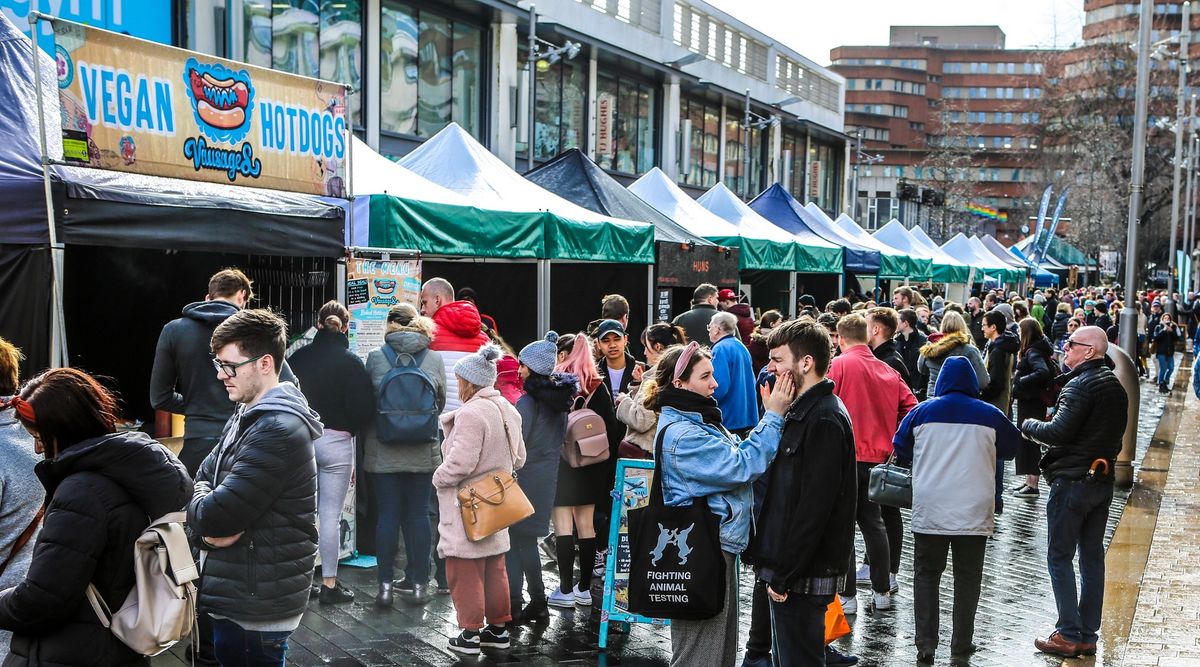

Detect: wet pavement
152,368,1177,667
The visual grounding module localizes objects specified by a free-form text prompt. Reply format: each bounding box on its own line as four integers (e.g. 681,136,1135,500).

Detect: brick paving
1119,363,1200,667
151,374,1172,667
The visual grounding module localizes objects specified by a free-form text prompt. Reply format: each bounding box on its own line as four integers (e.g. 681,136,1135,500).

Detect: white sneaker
873,591,892,610
855,563,871,583
889,574,899,594
573,584,592,606
547,587,575,608
838,594,858,615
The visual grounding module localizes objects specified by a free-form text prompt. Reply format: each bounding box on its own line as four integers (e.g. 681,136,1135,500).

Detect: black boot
375,582,393,607
318,581,355,604
520,598,550,624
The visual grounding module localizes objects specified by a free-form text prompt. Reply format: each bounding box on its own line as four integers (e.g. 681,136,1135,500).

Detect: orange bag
824,595,852,644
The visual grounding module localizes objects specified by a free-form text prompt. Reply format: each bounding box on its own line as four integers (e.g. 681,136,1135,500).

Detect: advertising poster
345,254,421,362
599,459,668,649
50,18,348,195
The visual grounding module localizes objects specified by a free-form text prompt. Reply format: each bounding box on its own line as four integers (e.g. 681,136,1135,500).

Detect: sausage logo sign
51,18,347,196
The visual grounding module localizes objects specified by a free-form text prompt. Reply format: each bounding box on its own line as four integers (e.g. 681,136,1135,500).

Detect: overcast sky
703,0,1086,66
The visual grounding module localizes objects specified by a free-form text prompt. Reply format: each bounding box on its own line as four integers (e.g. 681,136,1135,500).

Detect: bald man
1021,326,1127,659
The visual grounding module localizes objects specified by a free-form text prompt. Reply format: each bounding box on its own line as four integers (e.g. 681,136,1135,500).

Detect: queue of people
0,269,1144,667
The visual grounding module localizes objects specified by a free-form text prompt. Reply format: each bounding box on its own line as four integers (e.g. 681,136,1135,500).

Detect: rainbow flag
966,202,1007,222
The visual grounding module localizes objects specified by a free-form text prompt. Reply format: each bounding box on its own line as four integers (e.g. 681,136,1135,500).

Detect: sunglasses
1064,339,1093,350
213,354,266,378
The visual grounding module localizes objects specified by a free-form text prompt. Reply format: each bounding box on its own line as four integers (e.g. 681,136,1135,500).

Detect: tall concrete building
831,26,1050,242
160,0,848,213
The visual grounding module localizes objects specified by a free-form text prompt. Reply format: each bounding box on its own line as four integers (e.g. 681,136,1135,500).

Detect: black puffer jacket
744,379,856,593
893,330,927,397
286,329,374,432
188,383,322,623
1022,358,1127,482
872,338,910,386
1050,312,1071,346
0,432,191,667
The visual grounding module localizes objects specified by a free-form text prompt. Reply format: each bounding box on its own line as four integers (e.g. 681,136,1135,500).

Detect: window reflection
273,0,320,78
243,1,362,122
679,96,719,188
596,73,656,174
519,58,586,161
380,1,482,139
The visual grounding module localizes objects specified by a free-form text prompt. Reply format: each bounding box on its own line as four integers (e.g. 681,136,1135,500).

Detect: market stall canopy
350,136,467,204
525,149,712,246
874,220,970,284
969,236,1026,284
1014,234,1093,268
697,183,842,274
1008,244,1060,286
748,184,881,274
0,11,63,243
942,233,1020,284
629,169,793,271
395,123,654,263
0,13,345,255
977,235,1031,271
835,214,930,280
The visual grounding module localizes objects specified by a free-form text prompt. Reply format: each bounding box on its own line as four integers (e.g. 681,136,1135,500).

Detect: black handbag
867,455,912,509
627,428,726,621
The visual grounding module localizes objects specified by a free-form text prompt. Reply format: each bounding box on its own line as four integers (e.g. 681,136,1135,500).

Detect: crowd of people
0,268,1162,666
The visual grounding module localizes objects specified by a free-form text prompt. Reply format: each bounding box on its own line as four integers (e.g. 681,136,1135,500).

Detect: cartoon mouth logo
374,279,397,295
183,58,255,144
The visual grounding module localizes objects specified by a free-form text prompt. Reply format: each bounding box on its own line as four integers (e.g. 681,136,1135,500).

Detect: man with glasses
150,269,297,666
1021,326,1127,658
189,309,323,667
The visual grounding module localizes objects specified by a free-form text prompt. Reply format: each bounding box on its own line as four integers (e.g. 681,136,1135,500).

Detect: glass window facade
679,96,721,187
808,141,842,212
723,109,763,196
781,128,805,197
379,2,483,138
596,73,657,174
242,1,363,122
518,58,588,161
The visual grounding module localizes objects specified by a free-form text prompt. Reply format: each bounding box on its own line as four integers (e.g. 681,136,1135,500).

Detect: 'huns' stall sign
50,18,347,196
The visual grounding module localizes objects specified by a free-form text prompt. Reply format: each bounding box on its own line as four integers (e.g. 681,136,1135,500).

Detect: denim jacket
655,406,784,553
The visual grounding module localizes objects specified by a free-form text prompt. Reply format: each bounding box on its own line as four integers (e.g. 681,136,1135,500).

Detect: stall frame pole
29,11,68,368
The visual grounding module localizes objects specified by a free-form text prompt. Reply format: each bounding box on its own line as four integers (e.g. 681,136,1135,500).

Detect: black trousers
769,592,833,667
865,504,905,576
745,578,772,658
844,463,891,596
506,533,546,604
913,533,987,655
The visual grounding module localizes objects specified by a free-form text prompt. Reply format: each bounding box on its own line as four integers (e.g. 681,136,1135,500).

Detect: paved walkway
150,368,1175,667
1115,357,1200,667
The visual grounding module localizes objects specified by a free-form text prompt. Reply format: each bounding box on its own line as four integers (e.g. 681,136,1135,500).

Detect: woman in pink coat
433,343,527,656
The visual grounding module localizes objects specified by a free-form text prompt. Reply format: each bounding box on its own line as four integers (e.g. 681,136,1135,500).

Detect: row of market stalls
0,10,1078,427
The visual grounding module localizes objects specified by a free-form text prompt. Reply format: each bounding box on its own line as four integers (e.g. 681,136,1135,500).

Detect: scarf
658,386,724,429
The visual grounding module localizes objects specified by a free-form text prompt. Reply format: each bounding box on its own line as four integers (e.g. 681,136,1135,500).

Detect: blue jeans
1156,353,1175,386
1046,477,1113,644
372,472,433,585
211,617,290,667
769,592,832,666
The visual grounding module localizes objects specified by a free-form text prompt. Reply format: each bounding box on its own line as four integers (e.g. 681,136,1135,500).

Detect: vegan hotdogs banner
50,18,348,196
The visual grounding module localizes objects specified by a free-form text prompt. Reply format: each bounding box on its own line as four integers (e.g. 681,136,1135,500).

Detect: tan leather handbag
457,400,533,542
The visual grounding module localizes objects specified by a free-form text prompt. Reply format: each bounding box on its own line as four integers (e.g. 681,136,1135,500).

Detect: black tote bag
627,427,726,621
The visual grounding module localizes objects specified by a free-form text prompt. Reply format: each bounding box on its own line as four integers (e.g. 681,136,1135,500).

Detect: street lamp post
523,6,580,173
1168,2,1191,316
848,129,883,224
741,90,777,200
1186,98,1198,294
1120,0,1154,360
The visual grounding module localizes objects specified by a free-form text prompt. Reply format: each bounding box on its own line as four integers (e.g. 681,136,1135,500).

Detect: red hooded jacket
828,344,918,464
430,300,491,412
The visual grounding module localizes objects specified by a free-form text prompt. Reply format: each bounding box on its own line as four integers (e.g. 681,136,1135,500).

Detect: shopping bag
627,428,725,621
824,594,851,644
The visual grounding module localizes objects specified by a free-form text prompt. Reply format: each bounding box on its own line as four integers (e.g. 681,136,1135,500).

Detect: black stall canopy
0,12,345,375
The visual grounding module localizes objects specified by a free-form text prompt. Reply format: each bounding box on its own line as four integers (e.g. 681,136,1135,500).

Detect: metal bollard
1107,344,1140,488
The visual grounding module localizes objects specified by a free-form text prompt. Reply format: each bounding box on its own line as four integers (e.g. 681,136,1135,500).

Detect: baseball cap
595,319,627,339
718,288,737,301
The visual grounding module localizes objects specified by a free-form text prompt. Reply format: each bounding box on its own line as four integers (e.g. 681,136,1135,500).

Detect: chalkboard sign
346,278,370,306
656,242,738,288
599,458,669,649
655,289,672,323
